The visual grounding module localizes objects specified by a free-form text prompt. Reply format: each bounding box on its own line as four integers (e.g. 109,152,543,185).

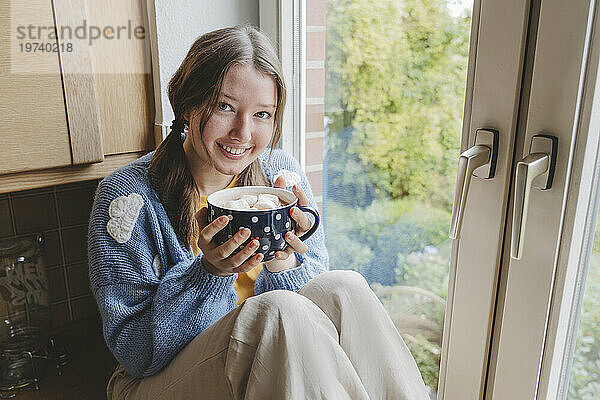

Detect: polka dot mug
206,186,320,261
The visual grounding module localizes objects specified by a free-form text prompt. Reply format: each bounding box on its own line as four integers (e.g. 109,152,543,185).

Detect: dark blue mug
206,186,320,261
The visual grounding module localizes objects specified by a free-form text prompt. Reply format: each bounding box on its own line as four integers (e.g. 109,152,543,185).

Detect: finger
273,175,287,189
198,214,229,247
283,231,308,255
274,248,294,260
215,227,252,259
290,207,312,233
233,252,264,274
229,239,260,266
195,207,209,230
292,185,310,207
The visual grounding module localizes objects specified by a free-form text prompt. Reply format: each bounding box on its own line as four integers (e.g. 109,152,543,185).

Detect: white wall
149,0,259,132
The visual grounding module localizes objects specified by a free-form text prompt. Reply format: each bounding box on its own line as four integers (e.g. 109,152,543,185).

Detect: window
263,0,600,397
309,0,473,395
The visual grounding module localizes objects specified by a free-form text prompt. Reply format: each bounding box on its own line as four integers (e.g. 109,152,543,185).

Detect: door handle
449,129,498,239
511,134,558,260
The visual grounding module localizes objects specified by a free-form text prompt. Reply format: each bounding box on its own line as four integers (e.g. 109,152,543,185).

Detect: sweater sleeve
254,149,329,294
88,177,238,378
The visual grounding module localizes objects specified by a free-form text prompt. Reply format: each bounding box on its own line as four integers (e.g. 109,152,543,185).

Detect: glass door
323,1,474,395
484,0,600,398
267,0,598,397
321,0,533,398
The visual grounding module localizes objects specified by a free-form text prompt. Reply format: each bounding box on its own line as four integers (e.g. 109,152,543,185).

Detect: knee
309,270,370,296
248,289,308,314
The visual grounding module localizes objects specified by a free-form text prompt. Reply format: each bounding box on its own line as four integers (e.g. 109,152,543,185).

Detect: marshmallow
224,199,250,210
274,169,301,187
254,200,278,210
240,195,258,206
258,194,280,205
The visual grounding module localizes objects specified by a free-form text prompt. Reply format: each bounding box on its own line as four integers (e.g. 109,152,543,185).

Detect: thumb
273,175,287,189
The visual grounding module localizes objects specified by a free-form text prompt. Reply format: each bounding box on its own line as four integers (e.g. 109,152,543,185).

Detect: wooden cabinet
0,0,155,193
0,0,73,174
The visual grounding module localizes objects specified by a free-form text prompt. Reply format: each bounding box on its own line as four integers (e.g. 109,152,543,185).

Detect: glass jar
0,235,50,341
0,235,53,395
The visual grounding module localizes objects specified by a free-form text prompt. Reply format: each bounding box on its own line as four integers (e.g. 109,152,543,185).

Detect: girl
88,25,428,399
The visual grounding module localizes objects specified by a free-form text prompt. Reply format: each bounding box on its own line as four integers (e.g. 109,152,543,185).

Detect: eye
255,111,272,119
218,102,232,111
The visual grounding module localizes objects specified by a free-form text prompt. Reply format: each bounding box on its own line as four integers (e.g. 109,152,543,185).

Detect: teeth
221,144,248,155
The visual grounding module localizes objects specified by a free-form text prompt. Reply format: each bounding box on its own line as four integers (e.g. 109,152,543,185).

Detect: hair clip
170,119,183,133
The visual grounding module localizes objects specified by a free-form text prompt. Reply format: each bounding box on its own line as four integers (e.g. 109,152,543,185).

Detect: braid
148,116,198,247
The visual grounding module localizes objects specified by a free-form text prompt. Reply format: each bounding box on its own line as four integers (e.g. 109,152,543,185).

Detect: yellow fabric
191,177,263,305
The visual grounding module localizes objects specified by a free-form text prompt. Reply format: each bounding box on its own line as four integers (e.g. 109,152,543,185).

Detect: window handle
449,129,498,240
511,135,558,260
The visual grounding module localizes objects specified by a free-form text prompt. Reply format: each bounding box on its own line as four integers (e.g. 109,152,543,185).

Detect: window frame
535,2,600,396
259,0,306,170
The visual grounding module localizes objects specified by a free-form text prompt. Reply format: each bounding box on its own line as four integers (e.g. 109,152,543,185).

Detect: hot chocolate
206,186,321,261
220,193,288,211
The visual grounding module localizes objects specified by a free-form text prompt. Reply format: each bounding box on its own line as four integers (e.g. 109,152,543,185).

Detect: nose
230,113,252,142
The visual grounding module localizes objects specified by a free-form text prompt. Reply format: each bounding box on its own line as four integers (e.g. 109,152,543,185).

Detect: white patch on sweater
107,193,144,243
274,169,301,187
152,255,161,278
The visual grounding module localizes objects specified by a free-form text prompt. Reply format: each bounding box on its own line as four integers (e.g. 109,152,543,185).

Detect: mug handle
296,206,321,241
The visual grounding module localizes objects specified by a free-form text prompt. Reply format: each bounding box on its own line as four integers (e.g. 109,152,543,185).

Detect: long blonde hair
148,25,287,247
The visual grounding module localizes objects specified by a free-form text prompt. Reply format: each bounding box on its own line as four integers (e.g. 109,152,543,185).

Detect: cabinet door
54,0,154,159
0,0,72,174
88,0,155,156
0,0,154,192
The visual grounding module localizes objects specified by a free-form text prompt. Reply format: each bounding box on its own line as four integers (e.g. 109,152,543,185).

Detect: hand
263,176,314,272
195,207,264,277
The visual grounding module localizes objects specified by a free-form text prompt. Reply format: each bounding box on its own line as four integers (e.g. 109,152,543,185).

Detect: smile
217,143,252,156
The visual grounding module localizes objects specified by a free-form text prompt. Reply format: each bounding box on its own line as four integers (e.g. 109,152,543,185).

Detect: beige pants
106,270,429,400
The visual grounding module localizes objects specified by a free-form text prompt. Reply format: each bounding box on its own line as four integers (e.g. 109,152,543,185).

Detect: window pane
321,0,473,396
566,215,600,398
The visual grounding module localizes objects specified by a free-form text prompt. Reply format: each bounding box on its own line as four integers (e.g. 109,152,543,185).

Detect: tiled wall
0,180,101,332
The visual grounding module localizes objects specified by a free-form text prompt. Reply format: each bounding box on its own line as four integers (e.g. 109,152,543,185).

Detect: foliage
399,241,451,302
326,0,471,211
377,204,450,281
324,0,600,396
326,197,450,392
567,254,600,398
326,199,450,285
325,233,373,274
324,0,469,393
403,333,441,390
375,243,450,390
324,126,378,207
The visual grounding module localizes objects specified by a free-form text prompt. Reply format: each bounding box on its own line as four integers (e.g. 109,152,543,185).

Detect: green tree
324,0,471,393
326,0,470,211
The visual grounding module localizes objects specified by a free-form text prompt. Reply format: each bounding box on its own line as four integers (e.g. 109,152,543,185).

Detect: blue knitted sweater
88,147,328,378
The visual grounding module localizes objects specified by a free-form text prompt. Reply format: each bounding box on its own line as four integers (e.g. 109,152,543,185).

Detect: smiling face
183,63,277,186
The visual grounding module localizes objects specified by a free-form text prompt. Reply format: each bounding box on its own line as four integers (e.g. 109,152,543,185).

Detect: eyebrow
222,93,276,109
